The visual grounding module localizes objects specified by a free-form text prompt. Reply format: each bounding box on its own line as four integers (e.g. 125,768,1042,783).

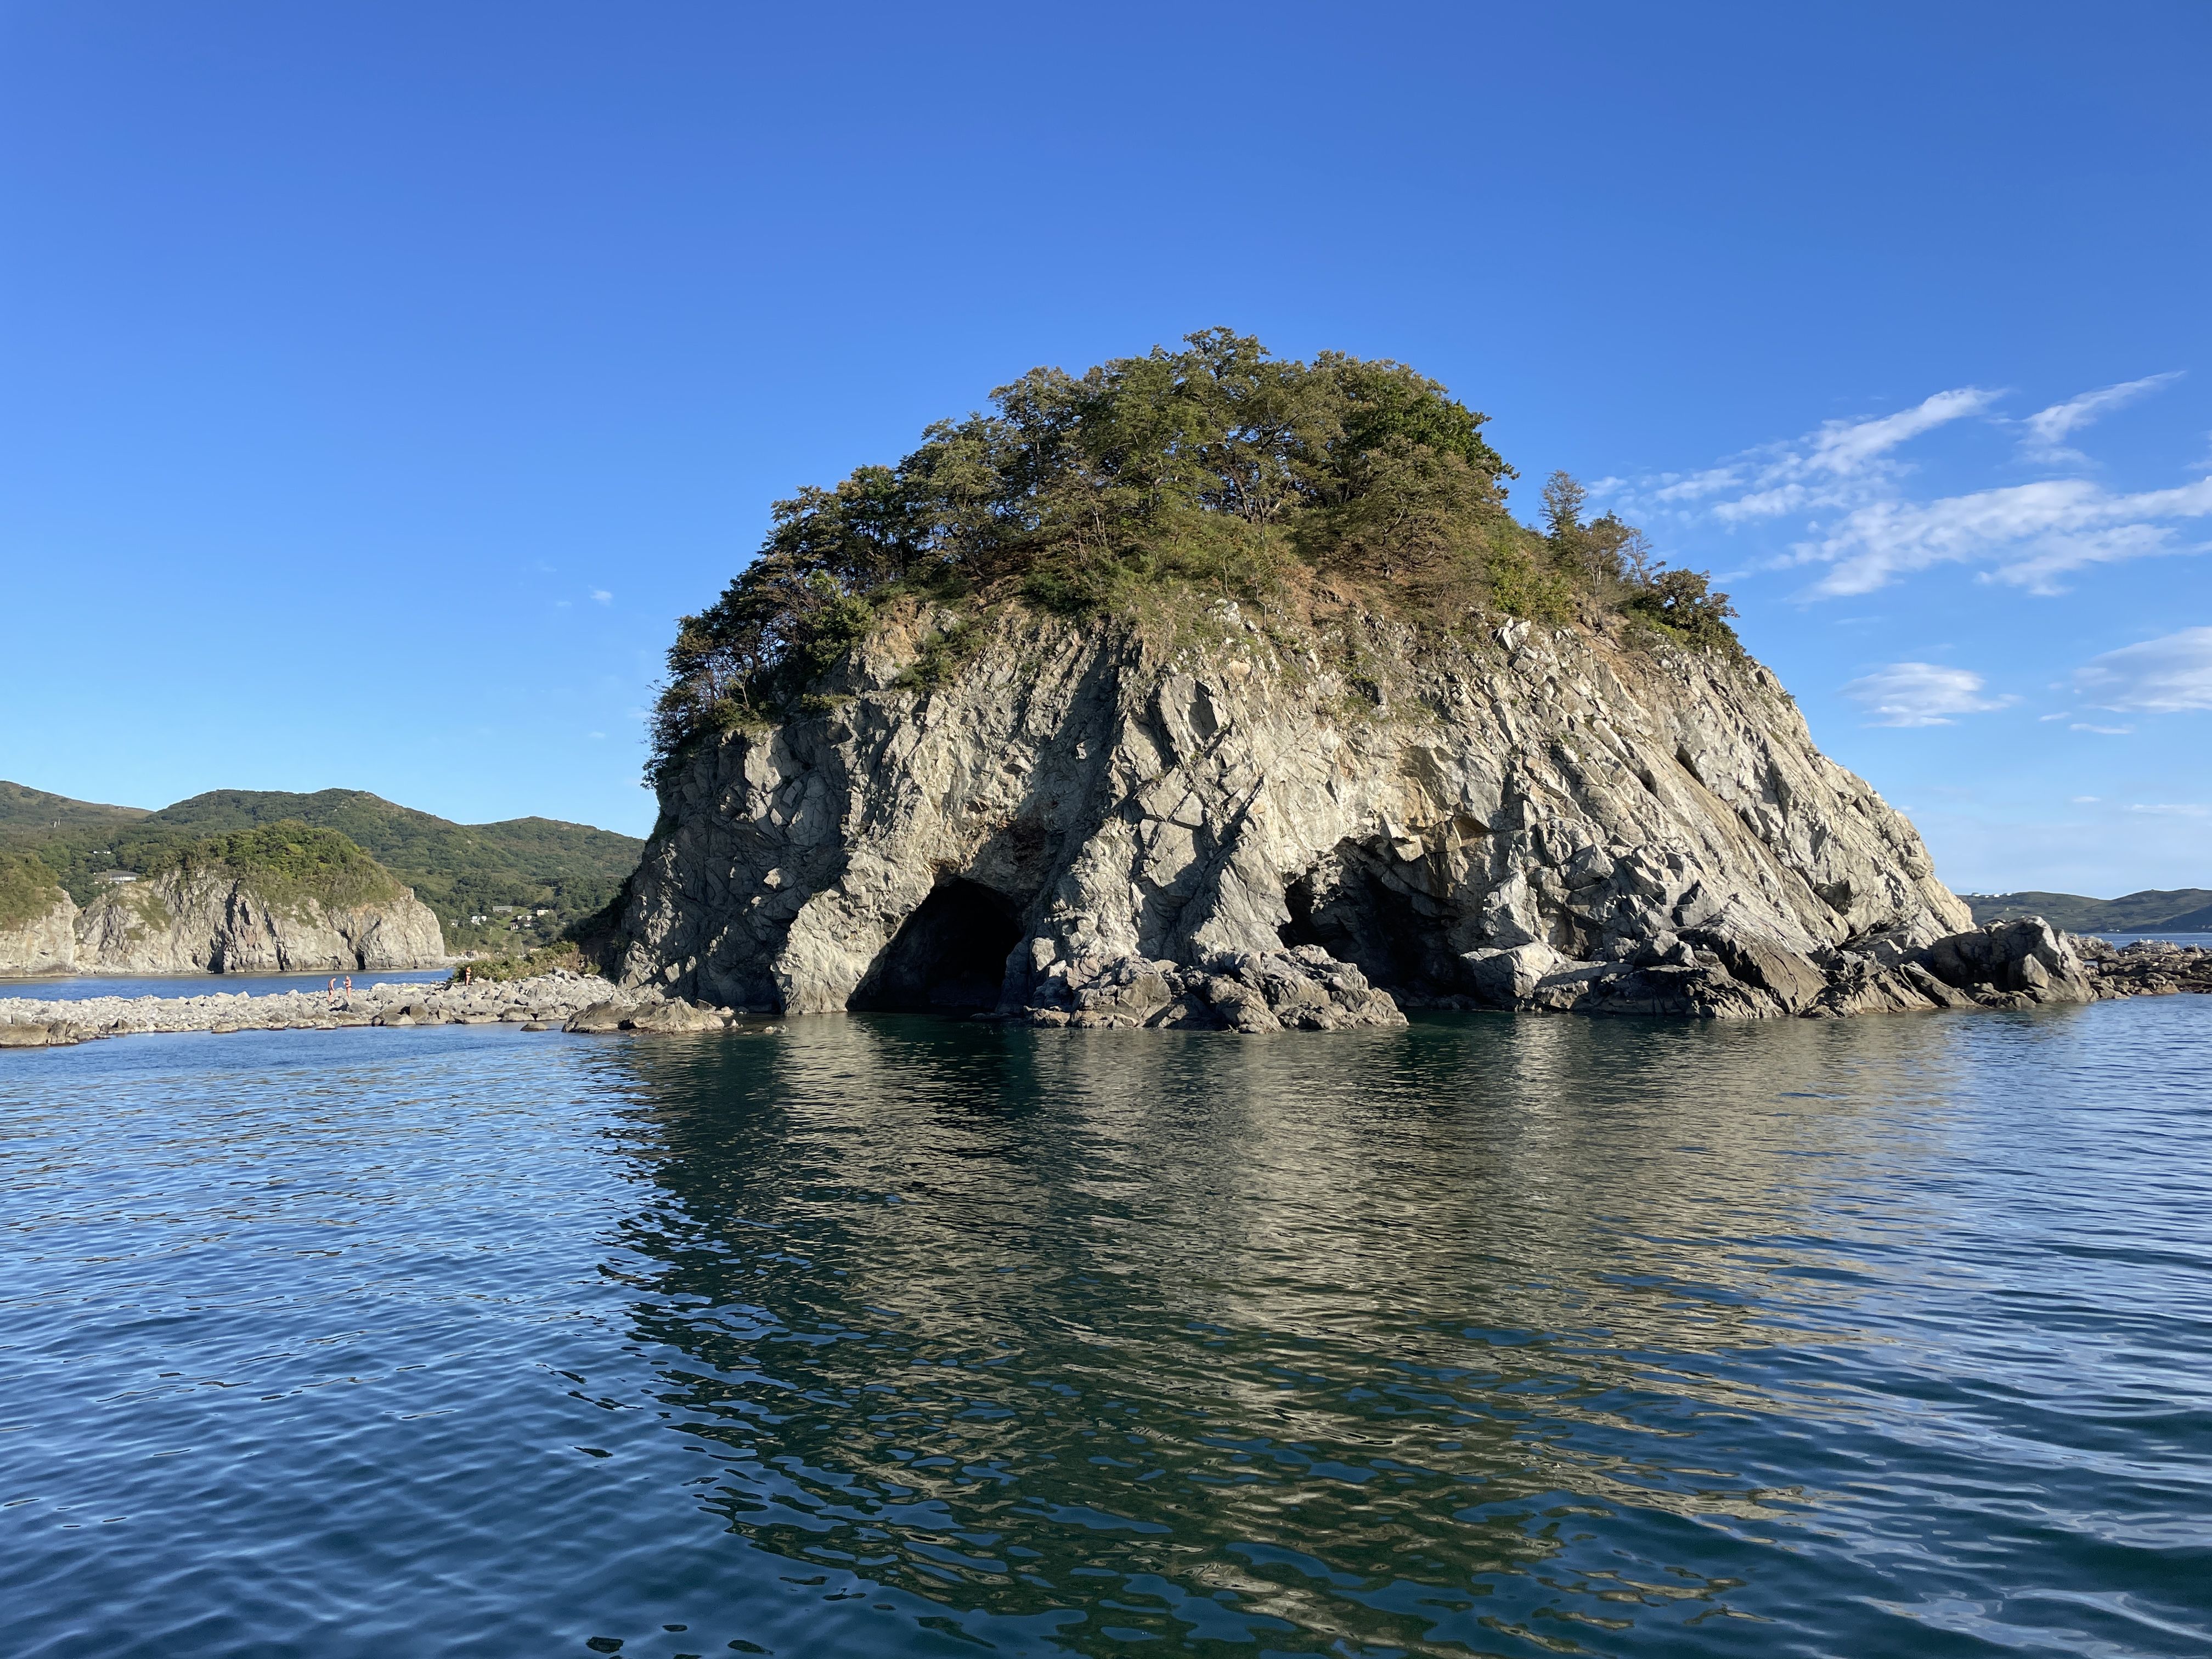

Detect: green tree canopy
654,331,1736,773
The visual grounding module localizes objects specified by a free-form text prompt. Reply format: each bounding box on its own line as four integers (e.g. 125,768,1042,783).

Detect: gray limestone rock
602,603,1981,1028
564,1000,639,1034
1921,917,2097,1006
624,999,727,1034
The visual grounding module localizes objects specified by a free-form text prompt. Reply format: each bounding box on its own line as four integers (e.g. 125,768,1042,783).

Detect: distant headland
0,781,640,977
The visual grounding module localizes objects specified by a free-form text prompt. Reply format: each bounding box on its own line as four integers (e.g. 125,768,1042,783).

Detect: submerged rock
596,603,2117,1028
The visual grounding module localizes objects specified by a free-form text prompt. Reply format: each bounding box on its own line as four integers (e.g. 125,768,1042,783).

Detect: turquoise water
3,1001,2209,1657
2,968,448,1002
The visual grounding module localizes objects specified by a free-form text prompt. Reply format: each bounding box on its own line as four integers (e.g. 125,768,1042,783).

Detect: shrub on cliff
653,331,1738,770
0,850,66,931
155,822,405,912
446,941,602,985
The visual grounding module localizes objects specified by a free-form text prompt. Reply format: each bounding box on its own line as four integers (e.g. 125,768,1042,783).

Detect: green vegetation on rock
444,941,604,985
652,329,1737,772
0,850,67,931
155,821,404,911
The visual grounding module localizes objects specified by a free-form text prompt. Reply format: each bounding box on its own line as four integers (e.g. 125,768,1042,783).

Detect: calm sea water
3,1001,2208,1659
3,968,448,1003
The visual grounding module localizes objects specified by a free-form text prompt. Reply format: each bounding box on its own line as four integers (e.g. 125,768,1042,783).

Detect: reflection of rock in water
594,1012,1990,1649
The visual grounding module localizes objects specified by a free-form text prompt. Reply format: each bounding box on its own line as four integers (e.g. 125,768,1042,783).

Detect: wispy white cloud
2070,723,2134,735
1793,476,2212,596
1596,376,2208,601
1841,662,2015,727
2019,373,2182,465
1804,390,1999,476
1609,390,2000,526
2129,802,2208,817
591,589,613,605
2074,626,2212,713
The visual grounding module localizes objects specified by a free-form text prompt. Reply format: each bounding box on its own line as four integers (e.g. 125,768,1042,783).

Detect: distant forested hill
0,781,148,846
1,782,642,952
1965,889,2212,934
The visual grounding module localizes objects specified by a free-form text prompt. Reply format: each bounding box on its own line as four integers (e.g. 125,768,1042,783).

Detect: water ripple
2,1001,2208,1656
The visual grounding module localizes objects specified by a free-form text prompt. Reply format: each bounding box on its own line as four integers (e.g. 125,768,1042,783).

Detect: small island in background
0,779,640,976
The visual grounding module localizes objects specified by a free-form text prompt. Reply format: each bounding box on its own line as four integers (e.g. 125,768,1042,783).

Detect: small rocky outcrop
600,601,2101,1029
72,868,445,974
2079,936,2212,998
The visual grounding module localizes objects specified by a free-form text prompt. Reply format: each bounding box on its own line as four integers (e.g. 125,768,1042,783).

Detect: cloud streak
2074,627,2212,713
1796,476,2212,596
2019,373,2182,465
1600,374,2202,599
1632,389,1999,526
1841,662,2015,727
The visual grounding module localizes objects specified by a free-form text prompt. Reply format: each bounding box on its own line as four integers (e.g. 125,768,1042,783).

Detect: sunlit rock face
607,600,2019,1028
72,872,445,974
0,889,78,977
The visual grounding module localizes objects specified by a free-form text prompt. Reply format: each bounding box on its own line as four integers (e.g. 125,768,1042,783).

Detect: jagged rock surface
2079,936,2212,998
71,870,447,974
0,890,78,977
605,602,2086,1028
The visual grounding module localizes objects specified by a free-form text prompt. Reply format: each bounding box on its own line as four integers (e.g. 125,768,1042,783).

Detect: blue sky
2,2,2207,895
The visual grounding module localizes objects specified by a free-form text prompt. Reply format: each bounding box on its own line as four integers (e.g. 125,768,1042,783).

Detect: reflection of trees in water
589,1011,1975,1654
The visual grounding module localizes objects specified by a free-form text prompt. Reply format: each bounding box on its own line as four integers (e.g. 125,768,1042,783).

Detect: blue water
3,1000,2209,1658
1,968,448,1002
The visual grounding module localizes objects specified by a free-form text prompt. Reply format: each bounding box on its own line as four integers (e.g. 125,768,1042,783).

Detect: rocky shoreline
0,930,2204,1049
0,970,622,1048
2081,936,2212,998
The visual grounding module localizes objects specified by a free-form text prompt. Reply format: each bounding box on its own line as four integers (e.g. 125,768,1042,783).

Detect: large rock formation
71,870,445,974
600,599,2083,1029
0,889,78,977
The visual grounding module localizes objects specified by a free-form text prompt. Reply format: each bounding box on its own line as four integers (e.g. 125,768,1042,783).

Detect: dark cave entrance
850,878,1025,1015
1279,859,1456,1001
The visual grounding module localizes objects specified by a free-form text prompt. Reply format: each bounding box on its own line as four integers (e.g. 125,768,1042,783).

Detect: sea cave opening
1279,857,1457,1001
850,878,1025,1015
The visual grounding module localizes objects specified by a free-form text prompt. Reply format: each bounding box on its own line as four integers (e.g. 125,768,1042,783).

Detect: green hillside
0,781,148,848
4,782,642,953
1965,889,2212,934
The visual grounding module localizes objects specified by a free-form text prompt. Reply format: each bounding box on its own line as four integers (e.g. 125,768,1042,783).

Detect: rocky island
8,333,2203,1050
580,331,2191,1030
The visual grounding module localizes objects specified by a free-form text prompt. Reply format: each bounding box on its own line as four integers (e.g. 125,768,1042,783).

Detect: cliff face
608,601,2028,1029
0,890,78,977
72,872,445,974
